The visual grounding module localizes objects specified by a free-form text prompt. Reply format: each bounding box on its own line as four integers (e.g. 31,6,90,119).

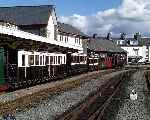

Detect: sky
0,0,121,16
1,0,150,37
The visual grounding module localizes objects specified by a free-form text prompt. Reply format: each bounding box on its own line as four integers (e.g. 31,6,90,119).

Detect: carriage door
0,48,5,84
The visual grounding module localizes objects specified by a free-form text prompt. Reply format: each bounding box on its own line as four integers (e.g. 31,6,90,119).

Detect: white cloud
59,0,150,37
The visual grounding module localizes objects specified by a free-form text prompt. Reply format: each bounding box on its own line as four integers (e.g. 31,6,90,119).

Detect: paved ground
103,70,150,120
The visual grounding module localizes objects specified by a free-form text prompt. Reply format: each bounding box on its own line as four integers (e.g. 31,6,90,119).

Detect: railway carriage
0,48,67,90
17,50,67,88
0,47,127,91
88,54,99,71
70,53,87,75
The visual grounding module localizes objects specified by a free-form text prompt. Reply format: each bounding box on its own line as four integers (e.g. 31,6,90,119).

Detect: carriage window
74,56,76,63
80,56,84,62
55,56,58,64
43,55,45,65
72,56,74,63
77,56,79,63
58,56,61,64
50,56,53,64
22,55,25,66
83,57,85,62
61,56,62,64
53,56,55,64
84,57,87,62
46,56,49,65
64,56,66,64
40,56,42,65
94,59,98,63
35,55,39,65
89,59,92,64
29,55,34,65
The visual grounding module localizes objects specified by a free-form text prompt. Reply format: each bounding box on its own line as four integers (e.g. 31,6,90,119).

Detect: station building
0,5,126,90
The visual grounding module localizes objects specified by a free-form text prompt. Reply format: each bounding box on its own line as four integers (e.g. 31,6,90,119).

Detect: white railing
0,25,83,51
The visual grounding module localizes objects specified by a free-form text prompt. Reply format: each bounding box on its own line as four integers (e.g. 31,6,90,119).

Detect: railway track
0,69,118,115
57,71,129,120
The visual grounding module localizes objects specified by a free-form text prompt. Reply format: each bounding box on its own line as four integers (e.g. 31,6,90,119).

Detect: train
0,47,127,91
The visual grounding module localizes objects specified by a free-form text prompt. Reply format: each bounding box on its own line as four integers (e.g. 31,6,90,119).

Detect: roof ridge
0,5,53,8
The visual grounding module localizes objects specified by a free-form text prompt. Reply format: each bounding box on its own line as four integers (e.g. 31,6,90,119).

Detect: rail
57,72,125,120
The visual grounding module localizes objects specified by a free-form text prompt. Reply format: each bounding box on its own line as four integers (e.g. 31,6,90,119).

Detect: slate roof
0,5,53,26
57,22,88,37
88,37,127,53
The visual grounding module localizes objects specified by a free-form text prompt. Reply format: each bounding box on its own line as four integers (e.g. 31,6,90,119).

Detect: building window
65,36,68,43
75,37,78,44
146,55,149,57
67,36,68,42
146,46,149,49
22,55,25,66
60,35,63,41
60,35,61,41
40,28,47,37
79,39,81,45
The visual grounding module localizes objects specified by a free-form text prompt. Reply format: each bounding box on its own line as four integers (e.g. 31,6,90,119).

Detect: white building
121,46,147,63
57,22,88,54
114,36,150,64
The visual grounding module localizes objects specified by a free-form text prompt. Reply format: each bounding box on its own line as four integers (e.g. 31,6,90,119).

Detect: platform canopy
0,31,77,53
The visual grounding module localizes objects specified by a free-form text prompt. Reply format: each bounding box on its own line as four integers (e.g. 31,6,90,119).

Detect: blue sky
1,0,150,37
0,0,121,16
54,0,122,16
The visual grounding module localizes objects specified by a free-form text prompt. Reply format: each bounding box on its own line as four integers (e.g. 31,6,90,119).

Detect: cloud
59,0,150,37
